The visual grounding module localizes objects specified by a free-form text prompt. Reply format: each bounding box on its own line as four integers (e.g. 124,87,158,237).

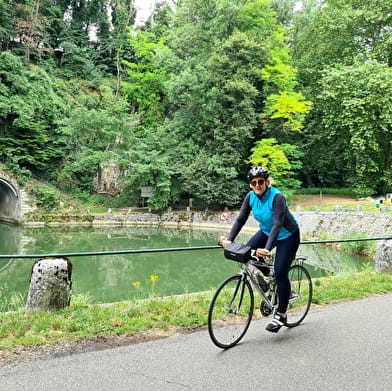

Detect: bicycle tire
285,264,312,327
208,274,254,349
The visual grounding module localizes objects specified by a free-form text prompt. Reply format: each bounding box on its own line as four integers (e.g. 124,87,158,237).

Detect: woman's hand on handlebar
256,248,271,257
219,235,232,247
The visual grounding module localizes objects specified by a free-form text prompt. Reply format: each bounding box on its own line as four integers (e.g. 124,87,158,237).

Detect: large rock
375,240,392,273
26,257,72,311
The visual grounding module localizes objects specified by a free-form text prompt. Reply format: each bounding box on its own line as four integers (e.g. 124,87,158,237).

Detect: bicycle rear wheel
285,264,312,327
208,274,254,349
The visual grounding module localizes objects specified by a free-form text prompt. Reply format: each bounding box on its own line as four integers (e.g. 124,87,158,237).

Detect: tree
0,0,14,50
13,0,51,61
169,0,245,62
238,0,312,134
0,52,66,177
118,127,175,210
57,82,138,193
122,0,256,207
141,1,173,39
270,0,298,26
292,0,392,91
111,0,136,93
308,62,392,195
248,138,302,194
120,0,310,207
291,0,392,192
0,0,317,208
122,30,169,127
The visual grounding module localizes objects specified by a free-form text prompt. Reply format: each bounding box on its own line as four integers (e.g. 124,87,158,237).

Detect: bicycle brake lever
250,250,261,261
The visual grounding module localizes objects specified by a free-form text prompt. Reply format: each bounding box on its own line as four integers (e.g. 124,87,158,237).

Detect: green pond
0,223,369,311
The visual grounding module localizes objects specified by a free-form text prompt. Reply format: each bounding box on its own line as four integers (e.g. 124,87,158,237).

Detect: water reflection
0,221,25,255
0,224,369,310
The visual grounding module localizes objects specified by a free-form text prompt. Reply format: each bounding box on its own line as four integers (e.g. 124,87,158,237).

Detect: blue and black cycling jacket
227,186,299,251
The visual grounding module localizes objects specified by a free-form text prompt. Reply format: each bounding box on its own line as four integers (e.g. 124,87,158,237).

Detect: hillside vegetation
0,0,391,211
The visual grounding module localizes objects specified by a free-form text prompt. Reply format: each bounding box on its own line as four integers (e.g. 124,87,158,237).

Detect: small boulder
26,257,72,311
375,241,392,273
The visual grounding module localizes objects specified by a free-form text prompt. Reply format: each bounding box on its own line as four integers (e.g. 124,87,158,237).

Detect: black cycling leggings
246,229,300,313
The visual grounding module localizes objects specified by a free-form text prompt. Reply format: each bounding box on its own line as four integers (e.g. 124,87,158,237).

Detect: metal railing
0,237,391,260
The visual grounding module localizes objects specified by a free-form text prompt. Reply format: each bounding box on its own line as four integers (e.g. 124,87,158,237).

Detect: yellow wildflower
150,274,159,282
132,281,141,287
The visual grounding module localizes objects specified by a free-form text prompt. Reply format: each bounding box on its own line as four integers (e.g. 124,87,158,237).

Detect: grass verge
0,271,391,351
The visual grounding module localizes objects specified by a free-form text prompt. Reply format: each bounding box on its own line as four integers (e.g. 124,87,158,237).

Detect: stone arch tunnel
0,177,22,224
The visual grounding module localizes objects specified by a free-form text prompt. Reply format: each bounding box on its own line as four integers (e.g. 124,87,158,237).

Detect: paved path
1,293,391,391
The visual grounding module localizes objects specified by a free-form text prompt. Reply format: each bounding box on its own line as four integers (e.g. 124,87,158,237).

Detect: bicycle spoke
208,275,254,349
285,264,312,327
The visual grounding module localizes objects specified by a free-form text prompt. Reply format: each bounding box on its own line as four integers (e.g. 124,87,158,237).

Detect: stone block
26,257,72,311
375,240,392,273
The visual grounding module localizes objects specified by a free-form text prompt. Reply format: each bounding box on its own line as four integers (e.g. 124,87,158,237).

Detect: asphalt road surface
1,293,391,391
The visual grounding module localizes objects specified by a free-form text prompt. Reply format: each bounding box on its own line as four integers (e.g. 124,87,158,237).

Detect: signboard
141,186,155,198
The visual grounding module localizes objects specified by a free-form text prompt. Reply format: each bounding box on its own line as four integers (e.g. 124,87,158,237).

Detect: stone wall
19,188,37,216
93,161,127,196
93,209,392,238
0,169,37,224
0,169,22,223
294,212,392,238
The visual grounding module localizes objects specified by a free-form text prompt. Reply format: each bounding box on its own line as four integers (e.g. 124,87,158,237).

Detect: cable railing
0,236,391,259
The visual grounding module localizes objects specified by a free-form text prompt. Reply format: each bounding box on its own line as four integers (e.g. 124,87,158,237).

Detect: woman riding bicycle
221,166,300,333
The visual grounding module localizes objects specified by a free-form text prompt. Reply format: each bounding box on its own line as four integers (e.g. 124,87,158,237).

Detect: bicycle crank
260,300,272,316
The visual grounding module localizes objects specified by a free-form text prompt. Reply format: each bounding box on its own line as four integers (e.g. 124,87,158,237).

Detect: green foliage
314,61,392,196
292,0,392,191
293,0,392,89
169,0,245,61
57,81,138,192
311,271,392,305
182,151,244,206
0,52,66,178
238,0,278,39
248,138,302,193
122,31,169,127
263,90,312,132
0,0,311,209
0,290,25,312
117,125,175,210
0,0,13,46
119,1,290,208
2,0,391,209
238,0,312,133
340,235,376,257
30,186,59,210
270,0,298,26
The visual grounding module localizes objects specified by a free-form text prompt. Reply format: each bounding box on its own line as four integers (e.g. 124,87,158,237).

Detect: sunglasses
250,179,265,186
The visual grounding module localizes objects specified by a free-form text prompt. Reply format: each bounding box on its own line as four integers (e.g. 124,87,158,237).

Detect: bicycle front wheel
208,274,254,349
285,264,312,327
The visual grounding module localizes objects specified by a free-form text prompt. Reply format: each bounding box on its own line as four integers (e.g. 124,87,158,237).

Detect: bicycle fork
227,273,248,315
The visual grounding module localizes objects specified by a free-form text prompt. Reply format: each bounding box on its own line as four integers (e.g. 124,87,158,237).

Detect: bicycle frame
240,255,308,312
240,260,278,312
227,272,248,315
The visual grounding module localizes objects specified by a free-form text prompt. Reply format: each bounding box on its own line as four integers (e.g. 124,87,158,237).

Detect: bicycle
208,247,313,349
